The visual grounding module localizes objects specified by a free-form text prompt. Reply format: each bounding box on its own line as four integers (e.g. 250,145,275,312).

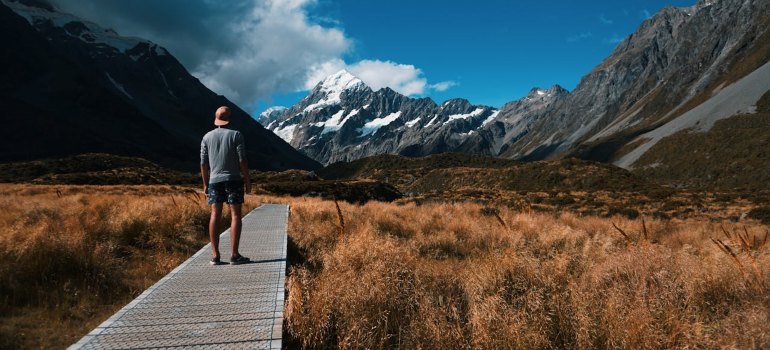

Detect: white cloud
49,0,351,108
349,60,427,95
48,0,453,106
193,0,351,107
640,9,652,19
600,14,614,25
429,81,459,92
304,59,456,96
303,59,348,90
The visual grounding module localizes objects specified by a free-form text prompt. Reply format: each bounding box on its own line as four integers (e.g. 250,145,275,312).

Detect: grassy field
5,152,770,223
285,197,769,349
0,184,768,349
0,184,260,349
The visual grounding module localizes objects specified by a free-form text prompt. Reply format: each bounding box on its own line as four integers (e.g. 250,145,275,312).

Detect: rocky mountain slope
0,0,320,171
508,0,770,166
264,70,567,165
265,0,770,184
257,106,288,127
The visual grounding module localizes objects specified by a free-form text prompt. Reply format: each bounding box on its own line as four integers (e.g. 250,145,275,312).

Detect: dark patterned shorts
207,180,244,205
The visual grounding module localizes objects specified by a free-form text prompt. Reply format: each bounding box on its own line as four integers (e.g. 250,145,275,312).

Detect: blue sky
50,0,696,114
259,0,695,112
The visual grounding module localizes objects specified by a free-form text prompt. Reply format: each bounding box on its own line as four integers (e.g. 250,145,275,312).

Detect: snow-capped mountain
257,106,287,126
456,85,568,157
265,70,567,165
266,0,770,184
0,0,319,170
6,0,167,58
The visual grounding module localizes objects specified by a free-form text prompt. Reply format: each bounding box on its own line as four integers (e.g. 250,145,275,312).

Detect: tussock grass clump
0,184,258,349
284,197,770,349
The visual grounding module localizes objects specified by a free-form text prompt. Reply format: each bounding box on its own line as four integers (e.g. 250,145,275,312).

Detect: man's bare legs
229,203,243,257
209,202,247,264
209,203,224,259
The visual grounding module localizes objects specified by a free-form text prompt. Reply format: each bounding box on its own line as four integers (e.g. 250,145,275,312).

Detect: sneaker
210,256,225,265
230,254,250,265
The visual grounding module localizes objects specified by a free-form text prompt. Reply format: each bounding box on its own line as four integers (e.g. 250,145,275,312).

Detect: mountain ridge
263,0,770,188
263,69,551,165
0,0,320,171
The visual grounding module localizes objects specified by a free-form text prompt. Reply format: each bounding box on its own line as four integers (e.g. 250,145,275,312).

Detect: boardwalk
70,204,289,350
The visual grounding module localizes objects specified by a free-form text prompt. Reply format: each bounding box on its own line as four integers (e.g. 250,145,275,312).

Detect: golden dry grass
0,184,260,349
283,197,770,349
2,183,768,349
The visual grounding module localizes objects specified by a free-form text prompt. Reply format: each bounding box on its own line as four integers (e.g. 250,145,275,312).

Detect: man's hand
200,164,210,196
239,159,251,195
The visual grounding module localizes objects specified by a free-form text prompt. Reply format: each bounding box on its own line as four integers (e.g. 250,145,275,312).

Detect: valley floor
0,184,768,349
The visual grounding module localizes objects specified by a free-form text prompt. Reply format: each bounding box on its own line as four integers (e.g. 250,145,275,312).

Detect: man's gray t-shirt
200,128,246,183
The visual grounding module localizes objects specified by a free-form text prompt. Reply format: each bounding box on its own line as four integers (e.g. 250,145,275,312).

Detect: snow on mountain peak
319,70,365,93
524,85,568,100
260,106,288,117
4,0,154,54
446,108,486,123
303,70,367,112
481,110,501,127
258,106,288,128
527,87,547,97
694,0,716,10
359,111,402,136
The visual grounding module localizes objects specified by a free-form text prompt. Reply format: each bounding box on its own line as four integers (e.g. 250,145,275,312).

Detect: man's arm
200,137,210,194
200,164,210,194
235,132,250,193
240,160,251,194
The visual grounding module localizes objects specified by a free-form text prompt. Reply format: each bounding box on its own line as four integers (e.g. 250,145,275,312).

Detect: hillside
509,0,770,163
320,153,652,193
0,0,320,172
319,153,520,180
318,152,770,221
0,153,198,184
632,89,770,190
0,153,402,203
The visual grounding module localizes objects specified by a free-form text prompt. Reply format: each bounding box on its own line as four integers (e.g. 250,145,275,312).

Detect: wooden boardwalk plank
69,204,289,350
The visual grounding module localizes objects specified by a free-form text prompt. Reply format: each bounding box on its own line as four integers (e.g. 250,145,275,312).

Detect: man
200,106,252,265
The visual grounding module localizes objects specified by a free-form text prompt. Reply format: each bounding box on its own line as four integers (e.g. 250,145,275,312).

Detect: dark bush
479,207,501,217
607,206,640,220
747,207,770,224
